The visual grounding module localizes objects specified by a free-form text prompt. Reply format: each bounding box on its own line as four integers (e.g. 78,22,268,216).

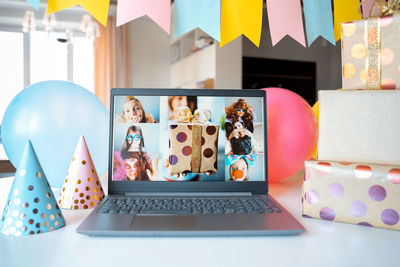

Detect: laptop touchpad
131,215,198,230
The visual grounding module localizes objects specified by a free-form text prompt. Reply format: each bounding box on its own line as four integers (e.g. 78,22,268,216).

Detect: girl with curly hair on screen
224,98,254,139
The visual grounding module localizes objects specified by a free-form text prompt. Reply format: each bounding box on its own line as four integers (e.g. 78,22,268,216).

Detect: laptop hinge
124,192,253,197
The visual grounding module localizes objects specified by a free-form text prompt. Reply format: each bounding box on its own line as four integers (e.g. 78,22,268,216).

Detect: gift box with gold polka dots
341,15,400,90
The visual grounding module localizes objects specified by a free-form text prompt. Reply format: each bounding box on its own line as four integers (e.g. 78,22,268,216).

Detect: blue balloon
1,81,109,188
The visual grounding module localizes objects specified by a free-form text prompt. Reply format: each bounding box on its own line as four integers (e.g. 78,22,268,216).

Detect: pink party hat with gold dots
58,136,105,210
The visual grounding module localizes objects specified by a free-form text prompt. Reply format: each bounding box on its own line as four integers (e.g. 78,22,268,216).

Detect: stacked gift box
302,14,400,230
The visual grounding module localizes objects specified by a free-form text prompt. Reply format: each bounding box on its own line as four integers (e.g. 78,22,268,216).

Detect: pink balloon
262,88,318,183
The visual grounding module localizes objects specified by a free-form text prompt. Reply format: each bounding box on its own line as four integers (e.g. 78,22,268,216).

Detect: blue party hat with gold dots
0,140,65,237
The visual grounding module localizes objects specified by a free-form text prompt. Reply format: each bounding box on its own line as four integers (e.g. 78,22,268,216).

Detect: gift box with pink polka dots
302,160,400,230
341,15,400,90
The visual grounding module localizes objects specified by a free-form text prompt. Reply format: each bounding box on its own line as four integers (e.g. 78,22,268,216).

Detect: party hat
58,136,105,210
1,141,65,237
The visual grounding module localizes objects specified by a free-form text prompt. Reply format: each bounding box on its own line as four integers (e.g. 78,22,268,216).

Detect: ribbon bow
225,154,256,167
379,0,400,15
173,106,211,124
360,0,400,17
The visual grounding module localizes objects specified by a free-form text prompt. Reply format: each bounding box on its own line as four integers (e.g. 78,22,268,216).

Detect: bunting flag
266,0,306,47
47,0,110,26
174,0,220,41
333,0,362,42
220,0,263,47
116,0,171,34
303,0,335,46
27,0,40,10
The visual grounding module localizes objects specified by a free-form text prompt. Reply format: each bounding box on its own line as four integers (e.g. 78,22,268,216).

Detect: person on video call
121,125,158,181
225,98,255,139
168,96,197,120
117,96,158,123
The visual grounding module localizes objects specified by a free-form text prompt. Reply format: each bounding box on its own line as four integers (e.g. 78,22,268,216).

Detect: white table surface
1,171,400,267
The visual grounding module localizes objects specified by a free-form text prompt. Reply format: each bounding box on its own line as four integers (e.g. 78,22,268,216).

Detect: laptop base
76,196,305,236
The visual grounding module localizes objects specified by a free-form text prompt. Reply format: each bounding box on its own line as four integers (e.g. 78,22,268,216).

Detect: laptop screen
112,95,265,182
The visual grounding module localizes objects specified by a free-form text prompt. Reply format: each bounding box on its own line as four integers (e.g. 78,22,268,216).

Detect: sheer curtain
94,17,131,109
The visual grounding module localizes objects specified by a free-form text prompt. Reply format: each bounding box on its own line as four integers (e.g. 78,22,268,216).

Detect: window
30,31,69,83
30,31,94,90
0,31,24,124
73,36,95,91
0,30,95,161
0,31,23,160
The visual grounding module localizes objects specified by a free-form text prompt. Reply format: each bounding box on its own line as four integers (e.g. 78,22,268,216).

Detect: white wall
215,36,242,89
243,8,342,91
128,16,170,88
127,15,242,90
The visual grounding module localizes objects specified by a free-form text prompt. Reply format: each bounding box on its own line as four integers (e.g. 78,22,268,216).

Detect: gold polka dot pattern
58,136,105,210
342,22,356,36
351,43,366,59
343,63,356,78
341,15,400,90
1,142,65,237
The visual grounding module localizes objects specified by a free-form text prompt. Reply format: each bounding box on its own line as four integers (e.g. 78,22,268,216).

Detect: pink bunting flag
116,0,171,33
266,0,306,47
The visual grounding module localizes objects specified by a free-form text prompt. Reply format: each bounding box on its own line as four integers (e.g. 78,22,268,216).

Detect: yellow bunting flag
333,0,362,42
220,0,263,47
47,0,110,26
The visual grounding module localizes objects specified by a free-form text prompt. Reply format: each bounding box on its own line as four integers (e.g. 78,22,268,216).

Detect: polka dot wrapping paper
341,15,400,90
169,123,219,175
1,141,65,237
58,136,105,210
302,160,400,231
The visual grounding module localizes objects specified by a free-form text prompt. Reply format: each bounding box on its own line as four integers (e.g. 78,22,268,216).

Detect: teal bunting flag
27,0,40,10
174,0,221,42
303,0,335,45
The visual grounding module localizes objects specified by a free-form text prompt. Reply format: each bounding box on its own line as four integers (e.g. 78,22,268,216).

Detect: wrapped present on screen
169,106,219,174
302,160,400,231
341,11,400,90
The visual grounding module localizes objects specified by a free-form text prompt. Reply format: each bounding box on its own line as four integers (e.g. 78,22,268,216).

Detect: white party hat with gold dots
58,136,105,210
1,140,65,237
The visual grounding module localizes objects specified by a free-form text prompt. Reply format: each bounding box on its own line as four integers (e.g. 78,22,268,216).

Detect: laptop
76,88,305,236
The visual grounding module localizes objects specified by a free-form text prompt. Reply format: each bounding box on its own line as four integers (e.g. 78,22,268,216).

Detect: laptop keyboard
97,197,282,215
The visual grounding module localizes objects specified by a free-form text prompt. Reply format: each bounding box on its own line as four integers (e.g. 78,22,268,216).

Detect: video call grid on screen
112,95,265,182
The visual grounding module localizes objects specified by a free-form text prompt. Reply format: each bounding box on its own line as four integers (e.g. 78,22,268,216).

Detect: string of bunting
25,0,397,47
